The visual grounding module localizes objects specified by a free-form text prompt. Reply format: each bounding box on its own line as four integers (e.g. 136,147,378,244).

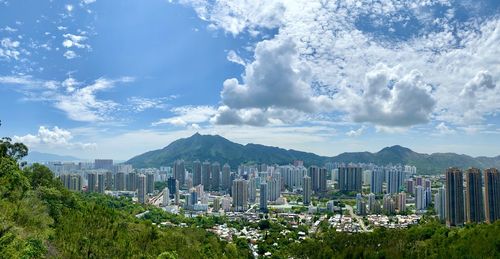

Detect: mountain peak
378,145,414,154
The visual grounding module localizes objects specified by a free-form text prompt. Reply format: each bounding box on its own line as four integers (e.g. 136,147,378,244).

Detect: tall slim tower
146,173,155,194
193,160,202,186
222,163,231,192
319,167,327,193
137,174,147,204
231,179,248,212
248,177,257,203
202,161,211,190
97,173,105,194
309,166,320,192
465,168,484,223
370,169,384,194
260,182,268,212
211,162,221,191
303,176,312,205
87,172,97,192
445,167,465,226
484,168,500,223
173,160,185,187
435,187,446,221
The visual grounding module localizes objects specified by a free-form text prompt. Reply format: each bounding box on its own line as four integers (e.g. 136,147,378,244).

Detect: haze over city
0,0,499,160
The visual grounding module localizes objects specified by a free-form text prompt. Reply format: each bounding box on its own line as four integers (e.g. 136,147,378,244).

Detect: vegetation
0,137,251,258
126,134,500,173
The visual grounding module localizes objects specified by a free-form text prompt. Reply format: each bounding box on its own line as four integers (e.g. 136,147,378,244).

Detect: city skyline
1,0,500,160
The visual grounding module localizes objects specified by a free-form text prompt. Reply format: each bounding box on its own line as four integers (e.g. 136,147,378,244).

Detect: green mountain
126,133,327,168
126,134,500,174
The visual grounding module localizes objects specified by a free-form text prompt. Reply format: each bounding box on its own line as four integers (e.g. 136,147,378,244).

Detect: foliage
0,137,251,258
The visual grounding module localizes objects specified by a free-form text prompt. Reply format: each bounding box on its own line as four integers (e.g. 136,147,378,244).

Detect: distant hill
126,133,500,174
24,151,82,163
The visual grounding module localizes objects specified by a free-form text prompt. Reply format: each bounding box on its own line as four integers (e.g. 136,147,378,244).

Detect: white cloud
63,50,78,59
128,96,169,112
226,50,245,66
346,126,366,137
0,38,21,60
435,122,456,135
62,33,89,49
82,0,96,4
13,126,96,150
347,65,436,127
180,0,500,129
66,4,74,12
1,75,134,122
153,106,217,126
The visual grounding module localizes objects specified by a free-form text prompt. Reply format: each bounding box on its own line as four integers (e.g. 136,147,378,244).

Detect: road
345,205,369,232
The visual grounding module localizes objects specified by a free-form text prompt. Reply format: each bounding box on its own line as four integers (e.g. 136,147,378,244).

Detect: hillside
126,134,500,174
126,133,327,168
24,151,82,163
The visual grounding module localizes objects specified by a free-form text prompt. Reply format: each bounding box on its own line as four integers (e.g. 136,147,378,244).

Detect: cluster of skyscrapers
437,167,500,226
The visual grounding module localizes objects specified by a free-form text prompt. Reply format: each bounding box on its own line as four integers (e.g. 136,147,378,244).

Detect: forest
1,137,499,258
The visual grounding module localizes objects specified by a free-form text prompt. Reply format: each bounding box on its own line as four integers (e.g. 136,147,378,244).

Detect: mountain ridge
126,133,500,173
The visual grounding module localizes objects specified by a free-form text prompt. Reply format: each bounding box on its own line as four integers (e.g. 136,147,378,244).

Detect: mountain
24,151,82,163
126,133,327,168
126,134,500,174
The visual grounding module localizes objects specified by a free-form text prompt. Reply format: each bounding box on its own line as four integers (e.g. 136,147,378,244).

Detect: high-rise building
445,167,465,226
465,168,484,223
356,193,366,215
232,179,248,212
387,169,404,194
222,163,231,192
416,185,426,211
60,174,82,191
167,177,177,198
383,194,395,215
202,161,211,190
405,179,414,195
303,176,312,205
484,168,500,223
105,171,114,190
97,173,105,193
137,174,147,204
193,160,202,186
398,192,406,212
267,178,280,202
309,166,320,192
248,177,257,203
126,172,137,191
368,193,377,213
94,159,113,170
146,173,155,194
370,169,384,194
319,167,327,193
162,187,170,206
87,172,97,192
173,160,185,187
435,187,446,221
260,182,268,212
211,162,221,191
115,172,126,191
338,166,362,192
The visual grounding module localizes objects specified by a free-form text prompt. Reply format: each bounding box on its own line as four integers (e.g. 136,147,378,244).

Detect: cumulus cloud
180,0,500,129
13,126,96,150
62,33,89,49
348,65,436,127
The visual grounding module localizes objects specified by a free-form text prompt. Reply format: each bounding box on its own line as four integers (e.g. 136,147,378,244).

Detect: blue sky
0,0,499,160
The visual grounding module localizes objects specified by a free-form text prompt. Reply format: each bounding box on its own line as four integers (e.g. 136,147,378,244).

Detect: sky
0,0,499,160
